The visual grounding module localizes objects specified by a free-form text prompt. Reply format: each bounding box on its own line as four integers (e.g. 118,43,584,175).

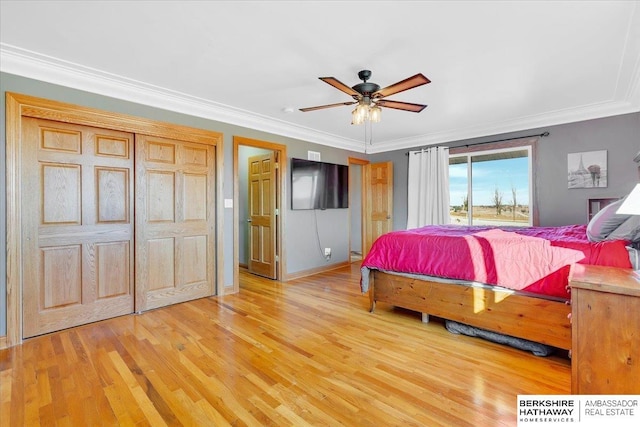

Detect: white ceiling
1,1,639,153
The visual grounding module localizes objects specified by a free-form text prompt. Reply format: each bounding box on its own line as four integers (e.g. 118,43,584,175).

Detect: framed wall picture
568,150,607,189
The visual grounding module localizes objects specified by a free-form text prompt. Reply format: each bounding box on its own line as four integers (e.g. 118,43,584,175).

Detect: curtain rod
406,131,550,155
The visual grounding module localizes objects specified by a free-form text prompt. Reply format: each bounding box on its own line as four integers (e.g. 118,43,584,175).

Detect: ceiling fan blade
375,99,427,113
372,73,431,99
319,77,361,97
299,101,357,112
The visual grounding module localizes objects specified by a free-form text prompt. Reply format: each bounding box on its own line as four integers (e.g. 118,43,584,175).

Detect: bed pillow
587,198,640,242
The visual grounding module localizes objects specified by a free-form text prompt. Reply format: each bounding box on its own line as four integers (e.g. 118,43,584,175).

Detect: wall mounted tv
291,158,349,210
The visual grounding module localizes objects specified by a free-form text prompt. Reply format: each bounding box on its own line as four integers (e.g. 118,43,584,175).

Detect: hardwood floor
1,263,570,426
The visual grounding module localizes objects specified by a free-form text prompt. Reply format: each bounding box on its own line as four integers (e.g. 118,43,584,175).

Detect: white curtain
407,146,450,229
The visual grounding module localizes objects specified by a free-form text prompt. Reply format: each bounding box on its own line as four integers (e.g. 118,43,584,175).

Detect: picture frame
568,150,607,189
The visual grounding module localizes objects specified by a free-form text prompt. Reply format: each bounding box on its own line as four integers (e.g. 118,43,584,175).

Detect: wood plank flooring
1,263,570,426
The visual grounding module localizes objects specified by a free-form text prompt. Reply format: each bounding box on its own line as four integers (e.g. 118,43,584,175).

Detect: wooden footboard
370,270,572,350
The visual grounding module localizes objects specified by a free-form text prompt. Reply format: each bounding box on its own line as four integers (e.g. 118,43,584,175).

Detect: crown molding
2,43,638,155
0,44,365,152
368,98,640,153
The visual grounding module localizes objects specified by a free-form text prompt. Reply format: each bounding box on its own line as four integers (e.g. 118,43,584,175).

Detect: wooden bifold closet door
21,118,135,338
135,134,216,312
20,118,217,338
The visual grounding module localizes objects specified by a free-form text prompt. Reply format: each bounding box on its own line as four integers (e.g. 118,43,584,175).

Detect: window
449,145,533,226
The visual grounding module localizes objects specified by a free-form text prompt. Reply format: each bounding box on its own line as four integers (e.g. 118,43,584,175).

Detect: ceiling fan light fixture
356,102,369,117
351,101,381,125
351,107,365,125
369,105,382,123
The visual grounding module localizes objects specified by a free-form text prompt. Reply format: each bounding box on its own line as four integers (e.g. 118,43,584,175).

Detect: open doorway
349,157,369,263
233,137,287,293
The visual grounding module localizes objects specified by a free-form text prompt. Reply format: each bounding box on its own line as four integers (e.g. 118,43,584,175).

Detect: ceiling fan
299,69,431,125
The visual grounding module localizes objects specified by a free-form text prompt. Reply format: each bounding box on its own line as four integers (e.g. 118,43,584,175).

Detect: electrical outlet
324,248,331,258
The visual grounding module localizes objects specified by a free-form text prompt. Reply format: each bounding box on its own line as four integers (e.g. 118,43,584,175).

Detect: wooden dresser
570,265,640,394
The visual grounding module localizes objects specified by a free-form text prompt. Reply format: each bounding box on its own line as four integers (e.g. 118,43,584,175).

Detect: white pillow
587,198,640,242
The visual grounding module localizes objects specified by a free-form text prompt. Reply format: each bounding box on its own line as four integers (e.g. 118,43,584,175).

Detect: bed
361,224,634,351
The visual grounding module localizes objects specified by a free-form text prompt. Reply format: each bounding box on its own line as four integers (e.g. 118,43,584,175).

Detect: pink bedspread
361,224,631,299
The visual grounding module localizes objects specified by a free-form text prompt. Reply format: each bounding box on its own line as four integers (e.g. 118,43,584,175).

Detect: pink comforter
361,224,631,299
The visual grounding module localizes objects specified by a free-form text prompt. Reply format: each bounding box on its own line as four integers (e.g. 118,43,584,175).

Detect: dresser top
570,265,640,297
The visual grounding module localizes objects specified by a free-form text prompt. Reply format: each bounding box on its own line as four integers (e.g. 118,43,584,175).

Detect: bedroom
1,1,640,425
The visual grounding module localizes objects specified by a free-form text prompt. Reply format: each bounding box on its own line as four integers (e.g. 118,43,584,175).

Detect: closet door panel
135,135,216,311
22,118,135,338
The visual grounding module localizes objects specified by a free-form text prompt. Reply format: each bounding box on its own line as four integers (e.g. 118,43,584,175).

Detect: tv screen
291,158,349,210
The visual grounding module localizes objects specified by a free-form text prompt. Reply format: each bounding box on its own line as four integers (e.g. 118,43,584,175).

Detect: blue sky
449,157,529,207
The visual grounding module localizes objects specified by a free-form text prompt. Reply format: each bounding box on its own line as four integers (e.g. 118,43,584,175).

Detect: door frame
233,136,287,292
5,92,224,348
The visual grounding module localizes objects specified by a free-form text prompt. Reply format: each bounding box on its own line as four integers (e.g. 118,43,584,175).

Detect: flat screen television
291,158,349,210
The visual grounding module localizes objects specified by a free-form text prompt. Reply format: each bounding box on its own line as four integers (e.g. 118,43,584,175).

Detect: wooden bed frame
368,270,572,350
